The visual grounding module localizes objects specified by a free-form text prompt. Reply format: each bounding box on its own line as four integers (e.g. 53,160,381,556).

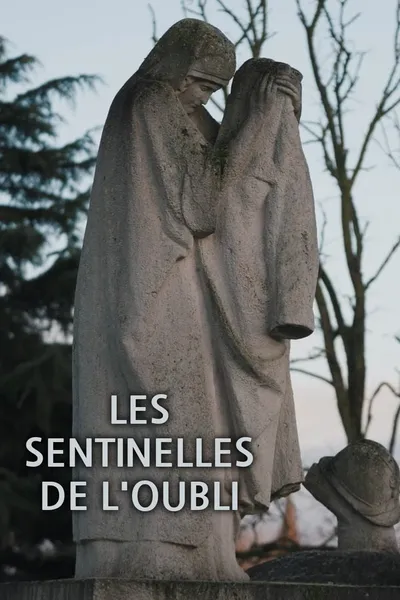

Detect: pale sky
2,0,400,462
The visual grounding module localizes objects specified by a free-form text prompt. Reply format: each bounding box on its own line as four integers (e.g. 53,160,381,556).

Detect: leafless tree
293,0,400,444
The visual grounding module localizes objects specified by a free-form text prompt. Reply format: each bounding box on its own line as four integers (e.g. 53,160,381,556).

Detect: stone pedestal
248,550,400,586
1,579,400,600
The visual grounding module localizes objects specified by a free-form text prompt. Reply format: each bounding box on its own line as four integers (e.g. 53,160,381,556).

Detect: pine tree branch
0,54,38,88
15,75,103,111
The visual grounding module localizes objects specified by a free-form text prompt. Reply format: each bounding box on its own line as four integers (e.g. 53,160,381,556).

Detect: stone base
1,579,400,600
248,550,400,586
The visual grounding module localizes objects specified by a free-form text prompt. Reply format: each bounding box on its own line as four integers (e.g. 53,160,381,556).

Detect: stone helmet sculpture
319,439,400,527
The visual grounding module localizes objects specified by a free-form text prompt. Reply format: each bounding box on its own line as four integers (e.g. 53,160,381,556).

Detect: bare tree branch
379,117,400,169
350,0,400,186
291,367,334,386
216,0,253,49
389,403,400,454
319,265,347,342
181,0,210,20
318,204,328,257
291,349,326,364
364,381,400,437
148,4,159,44
365,237,400,289
216,0,271,57
316,277,352,436
296,0,400,442
295,0,340,153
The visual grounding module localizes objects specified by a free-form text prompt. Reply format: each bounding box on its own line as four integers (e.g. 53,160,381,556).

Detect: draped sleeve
263,100,319,339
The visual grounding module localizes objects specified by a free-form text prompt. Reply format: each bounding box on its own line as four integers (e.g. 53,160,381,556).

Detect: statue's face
177,77,220,114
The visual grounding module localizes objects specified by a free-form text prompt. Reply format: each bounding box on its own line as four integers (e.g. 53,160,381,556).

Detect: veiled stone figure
199,58,319,514
73,18,248,581
72,19,317,581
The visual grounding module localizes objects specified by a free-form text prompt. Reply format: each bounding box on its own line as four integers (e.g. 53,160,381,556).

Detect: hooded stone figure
72,19,250,580
198,58,319,514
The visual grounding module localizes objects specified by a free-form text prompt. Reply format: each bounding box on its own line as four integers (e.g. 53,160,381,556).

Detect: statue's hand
275,75,302,122
249,73,277,115
249,73,302,122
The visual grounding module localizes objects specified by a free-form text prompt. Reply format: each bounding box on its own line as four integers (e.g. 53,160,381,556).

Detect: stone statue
199,57,318,515
72,19,318,581
305,440,400,552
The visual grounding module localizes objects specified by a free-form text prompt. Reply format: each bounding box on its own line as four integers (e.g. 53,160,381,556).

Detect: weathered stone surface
248,550,400,586
72,17,318,580
72,17,243,582
2,579,400,600
304,441,400,552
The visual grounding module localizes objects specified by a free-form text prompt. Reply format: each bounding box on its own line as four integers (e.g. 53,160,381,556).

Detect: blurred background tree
0,34,100,555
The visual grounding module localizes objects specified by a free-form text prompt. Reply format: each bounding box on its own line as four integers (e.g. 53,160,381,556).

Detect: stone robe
72,20,237,549
198,59,319,512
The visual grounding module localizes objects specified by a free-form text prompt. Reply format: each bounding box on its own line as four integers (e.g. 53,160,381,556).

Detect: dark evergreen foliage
0,35,100,555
